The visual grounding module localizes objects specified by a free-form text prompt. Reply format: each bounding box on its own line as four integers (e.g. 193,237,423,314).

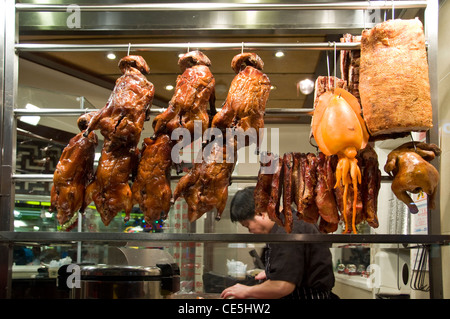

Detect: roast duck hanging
311,87,369,234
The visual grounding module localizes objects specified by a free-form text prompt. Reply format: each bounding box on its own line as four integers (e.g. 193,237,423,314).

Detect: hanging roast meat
172,141,235,222
254,153,278,216
384,142,440,214
84,55,155,149
152,50,216,138
315,152,339,233
212,52,270,150
360,145,381,228
132,134,174,224
84,140,139,226
50,129,98,226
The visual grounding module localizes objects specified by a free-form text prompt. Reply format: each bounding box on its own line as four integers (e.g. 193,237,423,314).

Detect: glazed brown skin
384,142,440,214
267,157,284,227
50,130,98,225
254,153,277,215
132,134,173,223
84,55,154,149
84,140,138,226
212,53,270,149
282,153,294,233
315,153,339,233
173,141,235,222
152,51,216,138
360,145,381,228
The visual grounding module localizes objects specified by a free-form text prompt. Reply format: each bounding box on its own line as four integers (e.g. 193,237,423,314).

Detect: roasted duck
172,141,235,222
132,134,173,223
84,140,139,226
50,130,98,226
384,142,440,214
212,53,270,150
84,55,154,149
152,50,216,138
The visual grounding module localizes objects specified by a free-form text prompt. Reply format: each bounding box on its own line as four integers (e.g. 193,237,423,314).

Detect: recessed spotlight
298,78,315,95
106,53,116,60
270,85,277,90
165,85,174,91
275,51,284,58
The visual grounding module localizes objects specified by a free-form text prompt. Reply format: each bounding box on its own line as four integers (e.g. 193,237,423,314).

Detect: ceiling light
270,85,277,90
275,51,284,58
298,79,315,95
106,52,116,60
165,85,174,91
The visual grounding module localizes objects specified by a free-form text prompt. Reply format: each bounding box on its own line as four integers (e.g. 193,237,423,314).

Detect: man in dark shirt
220,187,336,299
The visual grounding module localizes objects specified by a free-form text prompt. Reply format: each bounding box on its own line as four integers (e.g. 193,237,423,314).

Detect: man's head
230,187,274,234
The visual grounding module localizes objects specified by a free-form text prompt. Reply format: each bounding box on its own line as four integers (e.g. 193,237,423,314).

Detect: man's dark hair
230,186,256,222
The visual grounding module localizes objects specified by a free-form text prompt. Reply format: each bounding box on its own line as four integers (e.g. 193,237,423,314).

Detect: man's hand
221,283,252,299
220,279,295,299
255,270,266,281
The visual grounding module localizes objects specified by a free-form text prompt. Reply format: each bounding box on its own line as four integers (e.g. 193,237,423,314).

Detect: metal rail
15,1,428,12
1,231,449,245
14,107,315,117
15,42,361,52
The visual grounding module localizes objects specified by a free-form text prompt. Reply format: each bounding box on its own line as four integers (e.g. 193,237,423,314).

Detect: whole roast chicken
84,55,154,149
152,50,216,138
50,129,98,226
384,142,441,214
212,52,270,149
132,134,174,224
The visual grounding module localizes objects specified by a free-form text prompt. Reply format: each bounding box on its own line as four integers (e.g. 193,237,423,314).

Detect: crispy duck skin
212,53,270,149
132,134,173,223
173,141,235,222
84,140,138,226
315,153,339,231
282,152,294,233
84,55,154,149
384,142,440,214
152,50,216,138
50,130,98,225
267,157,284,226
254,153,277,215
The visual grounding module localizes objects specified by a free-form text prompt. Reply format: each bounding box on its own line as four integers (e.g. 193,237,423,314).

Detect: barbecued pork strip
84,55,154,150
301,153,320,224
254,153,277,215
152,50,216,139
362,156,381,228
50,130,98,226
282,152,294,233
315,153,340,230
267,157,284,226
132,134,174,224
212,53,270,150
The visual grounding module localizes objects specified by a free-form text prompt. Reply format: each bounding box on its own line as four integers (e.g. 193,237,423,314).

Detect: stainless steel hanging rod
15,42,361,52
14,108,315,117
15,1,428,12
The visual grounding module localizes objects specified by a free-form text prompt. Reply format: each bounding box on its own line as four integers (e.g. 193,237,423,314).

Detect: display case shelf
1,231,449,245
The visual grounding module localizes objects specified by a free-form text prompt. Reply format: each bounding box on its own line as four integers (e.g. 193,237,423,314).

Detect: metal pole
15,42,361,52
424,0,443,300
0,0,17,299
13,107,314,117
15,1,428,12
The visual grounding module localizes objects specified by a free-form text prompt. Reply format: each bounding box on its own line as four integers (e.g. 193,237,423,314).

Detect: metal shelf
1,231,449,245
